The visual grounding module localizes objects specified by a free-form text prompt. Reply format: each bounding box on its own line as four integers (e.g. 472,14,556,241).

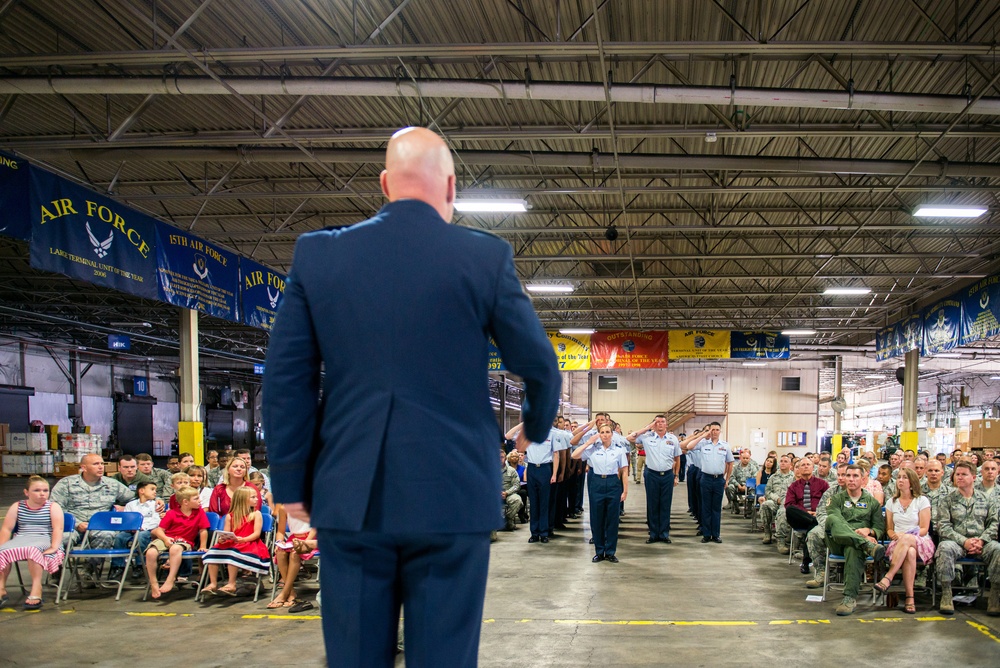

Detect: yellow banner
547,332,591,370
668,330,731,359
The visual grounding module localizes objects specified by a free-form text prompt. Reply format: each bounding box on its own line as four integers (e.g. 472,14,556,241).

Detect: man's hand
284,502,311,524
557,473,564,483
620,491,627,502
854,528,869,538
965,537,983,554
113,505,125,512
501,491,507,499
154,499,165,513
77,522,88,533
549,473,557,484
515,431,531,453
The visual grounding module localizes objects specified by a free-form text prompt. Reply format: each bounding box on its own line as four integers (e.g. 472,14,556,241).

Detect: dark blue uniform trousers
699,473,726,540
688,465,702,527
588,473,623,557
548,478,561,529
644,469,675,540
316,529,491,668
677,453,687,481
526,462,552,538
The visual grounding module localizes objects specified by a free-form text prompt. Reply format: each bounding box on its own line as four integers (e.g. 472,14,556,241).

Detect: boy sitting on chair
144,486,209,599
109,481,160,582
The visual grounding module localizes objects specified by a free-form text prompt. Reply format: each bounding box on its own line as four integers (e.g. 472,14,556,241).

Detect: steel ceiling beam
0,41,995,68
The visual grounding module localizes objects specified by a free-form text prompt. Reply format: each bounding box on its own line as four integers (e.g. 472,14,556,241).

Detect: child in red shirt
144,486,209,599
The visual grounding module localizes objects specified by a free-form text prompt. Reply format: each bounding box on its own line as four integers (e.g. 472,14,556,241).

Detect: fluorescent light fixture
824,287,872,295
864,375,884,379
454,199,527,213
741,362,767,367
918,391,931,394
842,383,857,387
913,205,987,218
781,329,817,336
525,284,574,293
932,352,962,358
991,376,1000,380
559,328,596,335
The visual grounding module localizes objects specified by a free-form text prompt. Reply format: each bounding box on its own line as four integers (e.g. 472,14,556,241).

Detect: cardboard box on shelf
969,419,1000,450
0,424,8,448
104,462,117,474
54,461,80,478
6,432,27,451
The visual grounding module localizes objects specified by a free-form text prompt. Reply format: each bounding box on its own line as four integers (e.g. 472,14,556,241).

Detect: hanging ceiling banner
590,330,668,369
488,337,506,372
960,275,1000,345
875,314,923,361
0,153,30,241
240,257,286,330
875,325,897,362
29,168,158,299
668,330,730,359
923,299,962,355
730,331,790,359
155,222,239,321
546,331,591,370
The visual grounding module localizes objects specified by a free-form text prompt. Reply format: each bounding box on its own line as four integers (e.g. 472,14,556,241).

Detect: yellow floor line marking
916,617,953,622
859,617,903,623
769,620,830,625
483,619,495,623
125,612,194,617
60,610,74,614
556,619,757,626
966,621,1000,644
243,613,322,621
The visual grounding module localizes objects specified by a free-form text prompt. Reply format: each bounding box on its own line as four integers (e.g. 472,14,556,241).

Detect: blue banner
155,222,239,321
240,257,286,330
488,338,506,371
875,314,923,361
0,152,31,241
960,275,1000,345
729,331,790,359
923,299,962,355
29,169,157,299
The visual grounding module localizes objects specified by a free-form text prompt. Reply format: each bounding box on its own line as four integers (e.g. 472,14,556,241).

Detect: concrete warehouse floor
1,475,998,667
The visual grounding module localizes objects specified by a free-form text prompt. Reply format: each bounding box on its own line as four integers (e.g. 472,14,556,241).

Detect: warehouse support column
901,349,919,455
831,356,843,459
178,308,204,465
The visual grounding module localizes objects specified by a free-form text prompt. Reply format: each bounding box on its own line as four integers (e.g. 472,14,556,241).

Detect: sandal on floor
0,594,10,608
218,586,238,597
873,577,891,594
266,599,286,609
288,599,314,613
904,597,916,614
23,596,42,610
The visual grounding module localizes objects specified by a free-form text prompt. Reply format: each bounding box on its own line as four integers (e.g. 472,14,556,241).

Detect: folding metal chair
749,483,767,531
742,477,757,518
57,511,143,602
143,511,220,601
822,546,876,603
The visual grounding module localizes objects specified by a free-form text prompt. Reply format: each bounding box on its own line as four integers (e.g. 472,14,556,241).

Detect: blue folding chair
822,547,876,603
750,483,767,531
742,477,757,518
144,511,221,601
196,512,273,602
57,511,143,602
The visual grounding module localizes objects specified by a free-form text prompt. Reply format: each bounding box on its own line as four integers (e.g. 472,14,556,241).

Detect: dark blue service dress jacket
263,199,561,534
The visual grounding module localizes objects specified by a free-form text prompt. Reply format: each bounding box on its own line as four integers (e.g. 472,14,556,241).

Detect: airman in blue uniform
628,415,681,543
688,422,734,543
573,423,629,562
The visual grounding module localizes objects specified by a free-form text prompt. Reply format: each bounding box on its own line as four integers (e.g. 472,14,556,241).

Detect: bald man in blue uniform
263,127,561,668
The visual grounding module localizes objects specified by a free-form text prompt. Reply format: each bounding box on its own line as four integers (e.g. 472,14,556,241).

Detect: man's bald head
380,127,456,222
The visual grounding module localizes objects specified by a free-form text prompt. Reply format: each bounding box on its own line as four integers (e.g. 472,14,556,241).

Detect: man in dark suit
263,127,561,667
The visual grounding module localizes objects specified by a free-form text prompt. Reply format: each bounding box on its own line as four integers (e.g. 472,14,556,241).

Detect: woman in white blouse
875,467,934,613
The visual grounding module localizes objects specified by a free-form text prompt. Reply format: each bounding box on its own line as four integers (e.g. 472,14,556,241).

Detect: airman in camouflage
817,455,837,485
921,459,951,509
50,454,135,549
759,455,794,544
726,451,760,509
933,461,1000,616
975,459,999,501
501,450,524,530
805,466,847,588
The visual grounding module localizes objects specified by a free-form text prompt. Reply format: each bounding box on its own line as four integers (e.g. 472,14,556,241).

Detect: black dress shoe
592,554,604,563
711,537,723,544
540,536,549,543
589,538,594,544
800,563,810,574
662,537,672,544
701,536,711,543
528,536,539,543
605,555,619,563
645,537,658,544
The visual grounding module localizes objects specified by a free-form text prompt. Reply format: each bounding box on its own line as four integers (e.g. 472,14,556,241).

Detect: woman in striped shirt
0,475,65,610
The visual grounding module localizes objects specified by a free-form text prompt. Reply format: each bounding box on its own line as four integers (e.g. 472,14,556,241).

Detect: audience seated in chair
0,476,65,611
144,486,209,599
201,486,270,598
877,468,934,614
269,503,318,609
109,481,160,582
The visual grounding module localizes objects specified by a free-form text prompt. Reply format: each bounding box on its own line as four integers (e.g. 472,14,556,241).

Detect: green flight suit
825,488,885,598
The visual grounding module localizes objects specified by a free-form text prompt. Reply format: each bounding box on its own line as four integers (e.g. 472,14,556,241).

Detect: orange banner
590,331,668,369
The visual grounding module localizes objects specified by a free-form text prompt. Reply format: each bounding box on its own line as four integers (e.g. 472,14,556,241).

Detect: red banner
590,331,669,369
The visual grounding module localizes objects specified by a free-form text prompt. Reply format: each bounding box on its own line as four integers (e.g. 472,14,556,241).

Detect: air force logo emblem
193,254,209,280
86,221,113,259
267,285,281,309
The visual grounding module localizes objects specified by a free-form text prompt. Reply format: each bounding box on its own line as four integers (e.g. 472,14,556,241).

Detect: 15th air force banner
155,222,239,321
29,169,158,299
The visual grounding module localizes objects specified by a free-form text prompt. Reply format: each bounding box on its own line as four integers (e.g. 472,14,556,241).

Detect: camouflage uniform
974,481,1000,502
51,474,135,548
921,481,951,511
825,489,885,599
933,489,1000,585
206,466,223,488
881,478,897,500
726,460,760,507
760,470,794,541
805,485,841,585
820,470,838,486
151,467,174,500
501,464,523,529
